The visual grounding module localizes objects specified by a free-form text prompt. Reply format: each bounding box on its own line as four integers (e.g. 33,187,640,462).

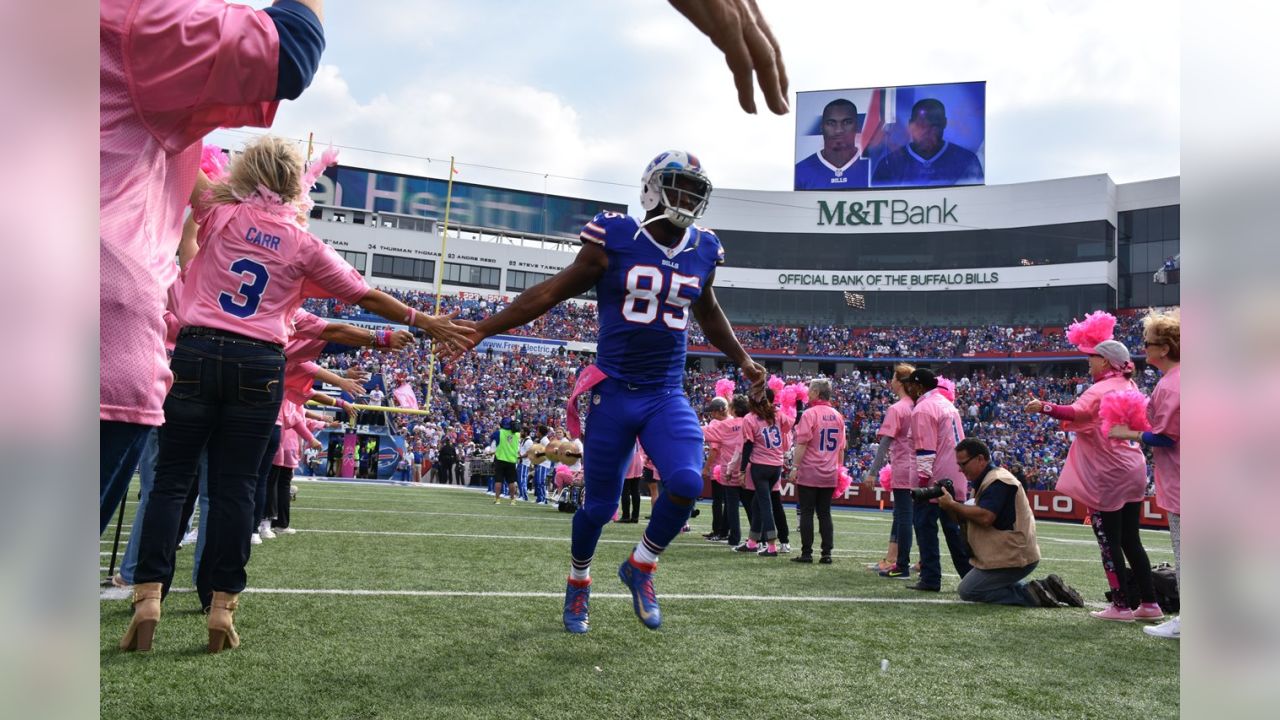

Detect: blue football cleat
618,558,661,630
563,578,591,634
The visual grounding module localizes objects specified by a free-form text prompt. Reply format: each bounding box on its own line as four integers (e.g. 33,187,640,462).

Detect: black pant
266,465,293,529
748,465,781,541
134,335,284,595
439,461,456,484
797,485,833,557
100,420,152,534
254,425,281,525
769,491,790,544
494,459,517,491
621,477,642,520
1098,501,1156,604
710,482,726,535
724,486,744,544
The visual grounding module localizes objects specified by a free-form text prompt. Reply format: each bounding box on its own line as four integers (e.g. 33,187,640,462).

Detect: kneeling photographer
937,439,1084,608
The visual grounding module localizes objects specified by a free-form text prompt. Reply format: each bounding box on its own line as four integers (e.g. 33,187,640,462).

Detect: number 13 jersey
580,211,724,388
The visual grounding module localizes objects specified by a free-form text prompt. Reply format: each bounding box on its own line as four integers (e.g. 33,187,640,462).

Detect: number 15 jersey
580,211,724,388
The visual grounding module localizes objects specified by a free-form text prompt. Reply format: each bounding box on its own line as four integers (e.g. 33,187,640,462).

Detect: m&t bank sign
817,198,958,226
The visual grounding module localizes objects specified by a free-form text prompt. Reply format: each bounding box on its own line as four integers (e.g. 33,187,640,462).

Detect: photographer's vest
965,467,1041,570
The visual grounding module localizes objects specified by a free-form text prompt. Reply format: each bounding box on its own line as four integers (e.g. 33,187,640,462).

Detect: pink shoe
1090,604,1135,622
1132,603,1164,621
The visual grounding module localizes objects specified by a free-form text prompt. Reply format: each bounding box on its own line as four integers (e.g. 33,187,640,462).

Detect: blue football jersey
794,152,871,190
580,211,724,387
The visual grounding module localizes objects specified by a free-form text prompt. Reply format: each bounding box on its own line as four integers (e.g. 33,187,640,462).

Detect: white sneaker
273,526,297,535
1143,616,1180,639
180,528,198,547
779,543,792,554
259,522,276,540
250,533,262,545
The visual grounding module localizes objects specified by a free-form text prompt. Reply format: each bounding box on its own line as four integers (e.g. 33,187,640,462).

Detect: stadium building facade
305,167,1177,332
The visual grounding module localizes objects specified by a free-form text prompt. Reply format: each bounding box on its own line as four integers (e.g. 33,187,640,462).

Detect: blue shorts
583,379,704,503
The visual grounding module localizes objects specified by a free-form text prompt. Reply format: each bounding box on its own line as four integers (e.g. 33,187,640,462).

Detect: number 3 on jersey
219,258,271,318
621,266,700,330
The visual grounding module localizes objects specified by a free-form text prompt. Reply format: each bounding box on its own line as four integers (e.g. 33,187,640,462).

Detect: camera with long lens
910,478,955,502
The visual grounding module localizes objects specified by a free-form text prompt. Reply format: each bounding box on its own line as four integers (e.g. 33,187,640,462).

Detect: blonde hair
208,136,305,206
892,363,916,382
1142,308,1180,362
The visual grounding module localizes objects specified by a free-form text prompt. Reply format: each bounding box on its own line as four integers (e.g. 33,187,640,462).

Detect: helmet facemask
649,168,711,229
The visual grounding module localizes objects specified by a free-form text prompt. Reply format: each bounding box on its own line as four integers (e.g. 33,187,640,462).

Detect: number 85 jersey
581,211,724,388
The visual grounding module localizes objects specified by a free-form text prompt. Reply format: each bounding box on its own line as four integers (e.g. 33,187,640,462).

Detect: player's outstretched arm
691,272,767,397
667,0,789,115
442,244,608,361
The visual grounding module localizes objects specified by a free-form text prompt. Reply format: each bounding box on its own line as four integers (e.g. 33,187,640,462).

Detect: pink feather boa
878,464,893,491
767,375,785,397
936,377,956,402
833,467,853,499
712,464,723,482
199,144,229,182
1099,389,1152,436
1066,310,1116,351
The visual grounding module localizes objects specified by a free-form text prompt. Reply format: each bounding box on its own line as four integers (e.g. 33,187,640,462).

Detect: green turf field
100,479,1179,719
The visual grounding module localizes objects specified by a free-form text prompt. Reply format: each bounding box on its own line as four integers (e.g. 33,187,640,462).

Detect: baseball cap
904,368,938,390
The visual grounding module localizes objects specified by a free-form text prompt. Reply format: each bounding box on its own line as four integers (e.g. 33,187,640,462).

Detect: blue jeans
957,561,1039,606
748,464,781,542
119,429,159,583
891,489,914,570
100,420,152,534
912,498,973,588
134,334,284,595
254,425,282,525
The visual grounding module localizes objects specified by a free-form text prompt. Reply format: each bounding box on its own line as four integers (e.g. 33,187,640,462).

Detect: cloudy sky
210,0,1179,210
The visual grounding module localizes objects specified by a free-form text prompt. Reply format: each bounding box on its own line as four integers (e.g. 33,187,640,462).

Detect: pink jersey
742,412,788,467
625,440,645,479
1054,376,1149,512
912,390,968,500
878,396,917,490
1148,366,1180,515
100,0,280,425
704,416,746,485
794,402,846,487
284,361,322,405
179,202,369,345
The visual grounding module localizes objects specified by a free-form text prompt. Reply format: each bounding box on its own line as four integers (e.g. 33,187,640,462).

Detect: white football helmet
639,151,712,229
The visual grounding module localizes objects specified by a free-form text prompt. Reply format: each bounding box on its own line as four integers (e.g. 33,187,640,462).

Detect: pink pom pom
712,465,723,482
1066,310,1117,352
787,382,809,403
879,464,893,491
767,375,785,397
833,467,852,499
936,377,956,403
714,378,736,400
1099,389,1152,436
200,144,229,182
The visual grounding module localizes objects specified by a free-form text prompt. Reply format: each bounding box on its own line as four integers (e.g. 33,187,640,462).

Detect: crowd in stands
304,288,1164,359
315,341,1163,494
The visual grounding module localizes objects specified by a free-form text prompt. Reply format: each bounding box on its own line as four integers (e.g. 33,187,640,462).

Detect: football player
447,151,766,632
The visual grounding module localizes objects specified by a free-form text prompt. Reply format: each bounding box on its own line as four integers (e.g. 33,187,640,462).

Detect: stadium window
337,250,367,273
1162,205,1179,240
443,261,501,290
371,253,434,283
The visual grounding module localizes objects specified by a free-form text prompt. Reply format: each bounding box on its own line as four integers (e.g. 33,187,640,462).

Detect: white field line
100,585,989,606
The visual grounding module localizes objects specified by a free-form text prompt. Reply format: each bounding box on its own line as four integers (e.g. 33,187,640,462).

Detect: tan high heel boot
206,591,241,653
118,582,163,652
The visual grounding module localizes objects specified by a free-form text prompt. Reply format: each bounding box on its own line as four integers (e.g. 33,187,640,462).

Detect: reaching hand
1024,398,1044,414
741,359,767,400
336,377,366,397
344,367,371,382
388,330,416,351
436,322,486,364
417,310,473,352
668,0,789,115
